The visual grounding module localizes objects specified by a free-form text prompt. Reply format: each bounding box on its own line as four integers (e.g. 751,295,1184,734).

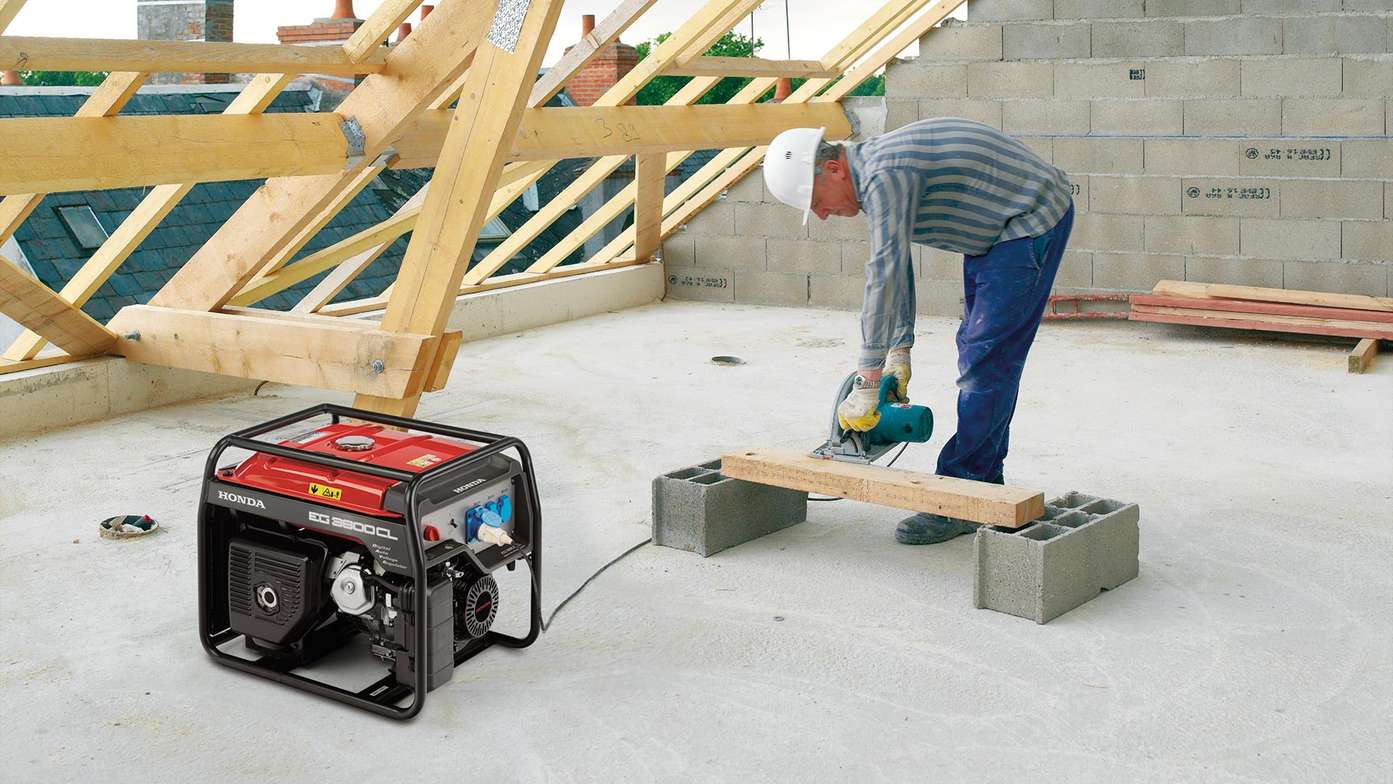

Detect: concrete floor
2,300,1391,782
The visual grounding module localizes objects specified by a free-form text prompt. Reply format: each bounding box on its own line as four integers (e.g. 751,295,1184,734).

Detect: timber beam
106,305,458,398
0,254,116,357
0,37,389,76
666,56,837,78
0,103,851,194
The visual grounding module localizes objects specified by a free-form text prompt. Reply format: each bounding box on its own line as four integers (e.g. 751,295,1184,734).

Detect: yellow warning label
407,453,443,468
308,483,343,500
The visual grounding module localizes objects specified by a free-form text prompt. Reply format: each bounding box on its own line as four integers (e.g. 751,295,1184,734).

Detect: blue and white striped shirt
845,118,1072,367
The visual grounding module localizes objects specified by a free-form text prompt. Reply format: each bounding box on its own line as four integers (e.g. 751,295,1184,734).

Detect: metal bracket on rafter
340,116,367,169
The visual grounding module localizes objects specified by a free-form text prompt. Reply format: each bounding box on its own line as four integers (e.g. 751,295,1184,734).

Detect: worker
763,118,1074,545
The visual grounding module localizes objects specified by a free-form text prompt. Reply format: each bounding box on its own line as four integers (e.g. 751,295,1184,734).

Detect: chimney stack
1,70,21,86
396,23,412,44
566,13,637,107
774,78,792,102
277,0,364,47
331,0,355,19
420,5,434,21
137,0,234,85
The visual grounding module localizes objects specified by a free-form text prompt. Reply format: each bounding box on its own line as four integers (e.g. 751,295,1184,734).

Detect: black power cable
523,537,651,633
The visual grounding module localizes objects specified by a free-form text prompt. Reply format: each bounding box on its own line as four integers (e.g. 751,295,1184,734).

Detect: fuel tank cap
334,435,375,452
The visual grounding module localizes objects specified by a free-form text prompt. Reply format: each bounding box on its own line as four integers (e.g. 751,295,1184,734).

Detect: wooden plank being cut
720,448,1044,528
1153,280,1393,314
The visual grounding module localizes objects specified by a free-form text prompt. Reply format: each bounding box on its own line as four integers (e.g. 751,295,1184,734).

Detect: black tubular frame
197,403,542,720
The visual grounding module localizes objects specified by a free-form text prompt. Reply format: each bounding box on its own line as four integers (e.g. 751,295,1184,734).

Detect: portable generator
198,404,541,719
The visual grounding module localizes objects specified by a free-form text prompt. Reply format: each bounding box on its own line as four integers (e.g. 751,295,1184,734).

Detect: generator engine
198,404,541,719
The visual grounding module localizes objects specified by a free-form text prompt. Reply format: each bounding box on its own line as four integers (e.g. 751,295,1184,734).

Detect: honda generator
198,404,541,719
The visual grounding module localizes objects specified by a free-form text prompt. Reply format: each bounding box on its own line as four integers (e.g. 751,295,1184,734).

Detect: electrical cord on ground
808,442,910,502
524,537,652,633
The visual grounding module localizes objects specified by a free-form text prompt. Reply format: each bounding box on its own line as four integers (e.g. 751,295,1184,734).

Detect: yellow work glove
885,347,911,403
837,372,882,432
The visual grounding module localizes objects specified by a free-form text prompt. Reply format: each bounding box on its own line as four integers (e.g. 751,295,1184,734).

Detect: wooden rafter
2,72,296,362
0,37,389,76
0,0,28,34
0,254,116,357
147,0,495,313
0,70,145,244
530,0,658,105
353,0,567,416
342,0,425,63
666,56,837,78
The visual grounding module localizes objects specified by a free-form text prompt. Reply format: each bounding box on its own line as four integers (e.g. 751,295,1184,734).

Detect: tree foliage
21,71,109,87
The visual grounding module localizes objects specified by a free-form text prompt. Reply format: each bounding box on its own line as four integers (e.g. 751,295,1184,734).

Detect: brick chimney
564,13,638,107
277,0,364,46
137,0,234,85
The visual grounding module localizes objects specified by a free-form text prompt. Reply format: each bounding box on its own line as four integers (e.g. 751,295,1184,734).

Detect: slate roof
1,84,587,323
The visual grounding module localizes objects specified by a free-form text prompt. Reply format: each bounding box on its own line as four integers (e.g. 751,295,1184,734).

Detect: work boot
895,513,978,545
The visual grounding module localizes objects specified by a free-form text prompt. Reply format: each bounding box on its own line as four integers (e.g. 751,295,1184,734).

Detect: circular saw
810,372,934,464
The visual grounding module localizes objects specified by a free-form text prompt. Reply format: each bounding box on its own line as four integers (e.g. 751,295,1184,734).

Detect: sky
4,1,948,66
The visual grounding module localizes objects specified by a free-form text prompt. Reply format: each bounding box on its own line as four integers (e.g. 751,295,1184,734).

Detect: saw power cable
522,536,651,633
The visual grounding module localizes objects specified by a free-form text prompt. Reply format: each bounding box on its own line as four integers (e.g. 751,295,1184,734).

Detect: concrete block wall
878,0,1393,305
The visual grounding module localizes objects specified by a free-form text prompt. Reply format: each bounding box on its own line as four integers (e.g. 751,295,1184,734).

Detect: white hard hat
763,126,825,225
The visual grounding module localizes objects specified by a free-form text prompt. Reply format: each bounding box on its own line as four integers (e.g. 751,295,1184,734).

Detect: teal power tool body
811,373,934,464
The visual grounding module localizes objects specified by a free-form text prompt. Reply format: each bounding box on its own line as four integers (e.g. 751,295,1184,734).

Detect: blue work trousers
935,204,1074,485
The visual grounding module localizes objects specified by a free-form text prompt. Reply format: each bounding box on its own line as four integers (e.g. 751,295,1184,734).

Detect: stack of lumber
1130,281,1393,341
1129,281,1389,372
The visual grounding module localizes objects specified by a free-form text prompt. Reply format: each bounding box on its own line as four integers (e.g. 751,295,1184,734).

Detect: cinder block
1090,176,1182,215
967,61,1054,98
1182,178,1280,217
918,98,1003,129
1282,260,1389,296
652,461,807,557
919,23,1004,61
1055,61,1147,99
1091,98,1183,134
1344,0,1393,10
1019,135,1054,164
1343,58,1393,98
1144,138,1238,176
1184,254,1284,287
974,493,1140,624
809,212,869,242
1244,0,1339,10
1241,218,1341,259
1284,16,1388,55
766,238,842,274
1281,180,1384,220
724,173,765,203
1066,175,1090,212
1341,221,1393,260
1056,0,1144,18
1053,250,1095,289
1144,215,1240,255
1053,137,1144,174
915,280,967,316
1002,99,1090,134
1093,20,1183,58
1184,98,1282,135
885,99,919,131
664,269,735,302
1242,58,1342,97
1283,98,1386,136
808,274,865,309
1146,0,1239,15
841,240,869,276
1240,140,1341,177
1145,58,1241,98
919,245,964,281
735,202,810,240
695,235,766,269
661,235,695,268
733,270,809,306
1071,213,1146,252
967,0,1054,21
1186,18,1282,56
886,62,968,98
683,200,736,235
1092,252,1186,289
1003,22,1092,60
1343,140,1393,179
